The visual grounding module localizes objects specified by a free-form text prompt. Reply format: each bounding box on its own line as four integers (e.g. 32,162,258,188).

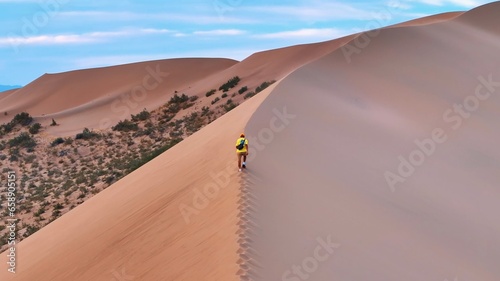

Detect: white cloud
0,28,172,47
244,1,376,22
193,29,246,36
0,34,96,46
254,28,348,40
173,32,188,37
58,11,257,24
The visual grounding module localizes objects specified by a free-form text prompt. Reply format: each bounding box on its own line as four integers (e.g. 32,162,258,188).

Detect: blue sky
0,0,495,85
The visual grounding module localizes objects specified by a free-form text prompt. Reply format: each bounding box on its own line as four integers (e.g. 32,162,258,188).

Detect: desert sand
1,1,500,281
242,2,500,280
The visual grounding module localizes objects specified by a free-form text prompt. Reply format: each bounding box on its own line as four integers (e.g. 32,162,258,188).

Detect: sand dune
0,58,237,135
389,12,462,27
0,88,18,101
242,2,500,280
0,80,276,281
2,1,500,280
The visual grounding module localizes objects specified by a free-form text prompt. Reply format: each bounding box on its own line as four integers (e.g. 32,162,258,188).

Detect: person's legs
242,154,247,168
237,153,242,169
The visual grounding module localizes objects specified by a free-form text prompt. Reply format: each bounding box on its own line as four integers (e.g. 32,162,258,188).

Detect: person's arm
245,143,249,155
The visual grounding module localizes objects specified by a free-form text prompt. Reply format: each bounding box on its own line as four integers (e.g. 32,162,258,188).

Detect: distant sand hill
1,2,500,280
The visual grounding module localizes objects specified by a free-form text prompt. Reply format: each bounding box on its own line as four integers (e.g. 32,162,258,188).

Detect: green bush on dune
29,123,42,134
205,89,216,97
219,76,240,92
9,132,36,148
51,137,64,147
169,93,189,104
131,109,151,122
12,112,33,126
243,91,255,100
238,86,248,94
125,138,182,173
255,80,276,93
112,120,139,132
76,128,100,139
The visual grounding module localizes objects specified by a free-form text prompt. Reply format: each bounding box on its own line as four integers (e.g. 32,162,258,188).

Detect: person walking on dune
235,133,249,172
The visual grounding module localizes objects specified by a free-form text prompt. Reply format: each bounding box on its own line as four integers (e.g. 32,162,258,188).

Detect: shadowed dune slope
0,81,276,281
242,2,500,280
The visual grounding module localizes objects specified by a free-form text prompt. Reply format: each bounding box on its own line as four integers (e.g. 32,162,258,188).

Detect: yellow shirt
235,137,248,153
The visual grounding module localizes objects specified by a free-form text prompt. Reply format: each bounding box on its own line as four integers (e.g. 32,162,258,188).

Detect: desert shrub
221,93,228,98
244,91,256,99
211,97,220,105
54,203,64,210
125,138,182,172
238,86,248,94
189,95,198,102
1,123,14,134
201,106,210,116
76,128,99,139
24,224,40,237
169,130,183,138
205,89,216,97
255,80,276,93
24,154,36,163
224,100,239,112
52,209,61,218
219,76,240,92
169,93,189,104
50,119,58,126
9,132,36,148
112,120,138,132
131,109,150,122
34,207,45,217
181,102,194,110
165,103,181,114
29,123,42,134
51,137,64,147
12,112,33,126
184,112,204,134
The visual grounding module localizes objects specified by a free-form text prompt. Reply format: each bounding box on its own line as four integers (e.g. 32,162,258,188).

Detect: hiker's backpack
236,139,246,150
